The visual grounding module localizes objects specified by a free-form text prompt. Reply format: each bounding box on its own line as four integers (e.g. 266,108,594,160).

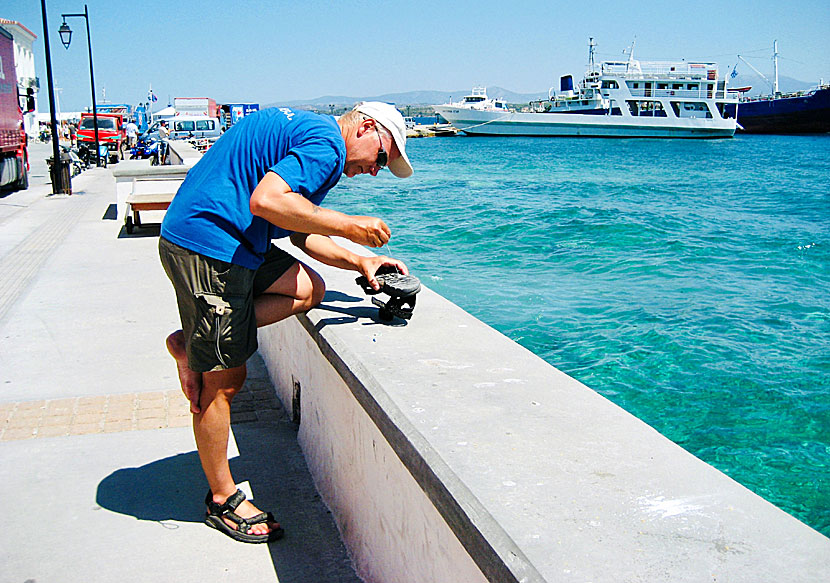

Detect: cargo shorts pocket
192,292,255,371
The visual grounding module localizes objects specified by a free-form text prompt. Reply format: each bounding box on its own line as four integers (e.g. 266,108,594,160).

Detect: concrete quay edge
266,237,830,583
295,308,545,583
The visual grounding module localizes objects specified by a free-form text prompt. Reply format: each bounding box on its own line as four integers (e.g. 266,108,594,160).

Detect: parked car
143,116,223,142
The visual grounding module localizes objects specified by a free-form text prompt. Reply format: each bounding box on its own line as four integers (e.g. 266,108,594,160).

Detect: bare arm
290,232,408,291
250,172,390,247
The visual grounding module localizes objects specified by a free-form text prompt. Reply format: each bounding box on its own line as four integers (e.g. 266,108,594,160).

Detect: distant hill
727,74,819,96
267,86,549,108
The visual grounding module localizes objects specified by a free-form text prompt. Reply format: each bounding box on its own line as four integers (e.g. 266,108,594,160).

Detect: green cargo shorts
159,237,297,373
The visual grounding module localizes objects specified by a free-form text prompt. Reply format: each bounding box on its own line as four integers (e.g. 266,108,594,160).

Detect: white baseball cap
353,101,413,178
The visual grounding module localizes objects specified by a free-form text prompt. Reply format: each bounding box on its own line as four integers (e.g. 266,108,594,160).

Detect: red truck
0,25,30,190
77,111,126,164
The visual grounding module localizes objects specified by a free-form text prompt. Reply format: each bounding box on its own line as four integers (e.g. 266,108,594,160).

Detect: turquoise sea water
329,134,830,536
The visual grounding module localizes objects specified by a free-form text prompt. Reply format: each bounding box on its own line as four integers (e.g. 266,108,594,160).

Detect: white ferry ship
433,39,738,138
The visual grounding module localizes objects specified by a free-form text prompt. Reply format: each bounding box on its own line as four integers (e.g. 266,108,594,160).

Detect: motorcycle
59,145,85,177
129,136,160,164
77,141,109,168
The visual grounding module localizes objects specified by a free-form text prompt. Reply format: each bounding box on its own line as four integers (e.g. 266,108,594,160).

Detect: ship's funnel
560,75,575,97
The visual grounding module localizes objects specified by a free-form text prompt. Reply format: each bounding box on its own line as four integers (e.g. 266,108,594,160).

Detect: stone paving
1,355,289,441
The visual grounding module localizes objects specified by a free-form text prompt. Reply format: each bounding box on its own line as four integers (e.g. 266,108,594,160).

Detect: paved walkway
0,142,362,583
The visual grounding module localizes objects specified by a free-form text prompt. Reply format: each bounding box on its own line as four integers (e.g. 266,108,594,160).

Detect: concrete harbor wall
258,238,830,583
138,142,828,582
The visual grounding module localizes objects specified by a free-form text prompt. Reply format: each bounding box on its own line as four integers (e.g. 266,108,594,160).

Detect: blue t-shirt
161,107,345,269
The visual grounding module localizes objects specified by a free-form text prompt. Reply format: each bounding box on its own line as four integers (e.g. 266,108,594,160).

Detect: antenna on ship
588,37,596,73
737,44,778,95
773,40,780,96
623,38,637,71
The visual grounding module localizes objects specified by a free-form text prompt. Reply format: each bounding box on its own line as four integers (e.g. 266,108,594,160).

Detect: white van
143,116,223,142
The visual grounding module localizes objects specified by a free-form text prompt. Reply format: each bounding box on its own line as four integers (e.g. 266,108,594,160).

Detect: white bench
124,191,177,234
112,160,191,234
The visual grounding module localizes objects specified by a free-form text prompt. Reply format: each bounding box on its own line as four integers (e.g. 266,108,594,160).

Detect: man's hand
358,255,409,291
347,216,391,248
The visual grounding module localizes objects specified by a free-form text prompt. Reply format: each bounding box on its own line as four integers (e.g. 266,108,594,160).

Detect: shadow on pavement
316,301,411,329
96,409,361,581
117,224,162,238
96,450,206,524
102,203,118,220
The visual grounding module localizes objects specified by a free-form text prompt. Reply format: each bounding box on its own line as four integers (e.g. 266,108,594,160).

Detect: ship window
670,101,713,118
602,80,619,89
626,100,667,117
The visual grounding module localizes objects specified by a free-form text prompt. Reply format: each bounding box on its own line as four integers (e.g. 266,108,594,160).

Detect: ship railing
627,88,732,99
740,86,825,102
602,60,719,81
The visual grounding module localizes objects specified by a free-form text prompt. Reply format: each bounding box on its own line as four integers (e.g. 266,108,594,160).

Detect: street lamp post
39,0,65,194
58,4,100,166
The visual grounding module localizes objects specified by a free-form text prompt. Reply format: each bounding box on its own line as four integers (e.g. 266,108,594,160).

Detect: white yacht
433,40,738,138
438,87,512,113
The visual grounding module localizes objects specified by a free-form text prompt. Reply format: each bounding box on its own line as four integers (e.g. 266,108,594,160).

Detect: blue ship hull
724,86,830,133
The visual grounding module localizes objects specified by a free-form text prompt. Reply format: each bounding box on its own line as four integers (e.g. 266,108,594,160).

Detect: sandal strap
224,510,275,534
223,511,251,534
205,488,247,515
223,489,246,511
242,511,269,525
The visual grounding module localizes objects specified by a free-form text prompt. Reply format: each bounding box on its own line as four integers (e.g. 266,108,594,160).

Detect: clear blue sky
5,0,830,111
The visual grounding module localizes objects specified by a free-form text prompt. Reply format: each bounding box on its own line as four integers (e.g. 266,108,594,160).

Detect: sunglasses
375,125,388,169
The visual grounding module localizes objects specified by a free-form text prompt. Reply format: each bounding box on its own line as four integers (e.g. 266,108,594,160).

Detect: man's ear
356,118,374,137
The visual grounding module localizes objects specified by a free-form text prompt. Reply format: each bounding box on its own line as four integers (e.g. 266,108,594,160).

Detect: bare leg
166,330,202,414
177,261,324,536
195,364,278,535
254,261,326,327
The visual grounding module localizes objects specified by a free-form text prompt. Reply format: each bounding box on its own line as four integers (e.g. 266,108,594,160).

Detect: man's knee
307,270,326,308
202,365,247,401
295,263,326,309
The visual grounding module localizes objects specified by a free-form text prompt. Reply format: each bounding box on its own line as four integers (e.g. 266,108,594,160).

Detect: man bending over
158,102,413,543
